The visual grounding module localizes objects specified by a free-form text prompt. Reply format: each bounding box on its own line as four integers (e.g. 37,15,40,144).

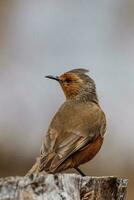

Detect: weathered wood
0,174,128,200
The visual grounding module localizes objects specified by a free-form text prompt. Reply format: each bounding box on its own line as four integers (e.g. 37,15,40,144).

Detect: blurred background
0,0,133,198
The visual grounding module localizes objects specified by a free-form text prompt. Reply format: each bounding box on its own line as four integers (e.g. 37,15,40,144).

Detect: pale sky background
0,0,134,198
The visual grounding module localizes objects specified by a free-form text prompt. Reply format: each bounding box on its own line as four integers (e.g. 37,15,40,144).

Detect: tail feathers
39,152,56,172
26,157,47,176
27,152,58,175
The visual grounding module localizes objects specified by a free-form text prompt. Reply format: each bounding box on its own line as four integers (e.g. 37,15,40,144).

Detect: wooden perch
0,174,128,200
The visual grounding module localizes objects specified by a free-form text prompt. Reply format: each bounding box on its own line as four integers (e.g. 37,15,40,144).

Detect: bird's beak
45,75,60,82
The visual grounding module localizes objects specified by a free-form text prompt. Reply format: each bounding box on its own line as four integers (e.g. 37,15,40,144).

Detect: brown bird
27,68,106,176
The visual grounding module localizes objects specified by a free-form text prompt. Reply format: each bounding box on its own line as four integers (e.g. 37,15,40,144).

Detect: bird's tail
25,157,47,176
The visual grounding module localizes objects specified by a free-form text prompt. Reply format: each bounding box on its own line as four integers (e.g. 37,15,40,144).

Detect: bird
27,68,106,176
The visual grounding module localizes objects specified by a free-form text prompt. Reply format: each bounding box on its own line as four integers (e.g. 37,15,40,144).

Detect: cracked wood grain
0,174,128,200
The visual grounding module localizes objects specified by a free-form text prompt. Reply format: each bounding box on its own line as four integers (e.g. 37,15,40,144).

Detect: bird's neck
76,89,98,104
66,87,99,104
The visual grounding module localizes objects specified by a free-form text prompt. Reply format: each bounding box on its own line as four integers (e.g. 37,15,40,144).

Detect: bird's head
46,68,98,103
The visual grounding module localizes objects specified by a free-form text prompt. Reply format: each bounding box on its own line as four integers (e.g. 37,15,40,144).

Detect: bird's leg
75,167,86,176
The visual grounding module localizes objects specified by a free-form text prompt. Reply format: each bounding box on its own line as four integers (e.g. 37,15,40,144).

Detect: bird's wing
39,131,92,172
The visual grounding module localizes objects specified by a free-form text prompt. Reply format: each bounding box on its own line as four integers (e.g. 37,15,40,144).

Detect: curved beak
45,75,60,82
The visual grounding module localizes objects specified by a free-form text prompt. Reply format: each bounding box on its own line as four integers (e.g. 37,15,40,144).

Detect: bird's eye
65,79,72,83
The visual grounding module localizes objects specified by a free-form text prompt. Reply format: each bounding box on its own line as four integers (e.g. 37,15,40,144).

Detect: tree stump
0,174,128,200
